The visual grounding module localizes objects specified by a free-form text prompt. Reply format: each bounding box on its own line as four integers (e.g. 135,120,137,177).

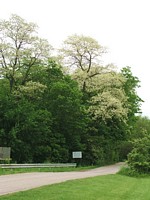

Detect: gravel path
0,162,124,196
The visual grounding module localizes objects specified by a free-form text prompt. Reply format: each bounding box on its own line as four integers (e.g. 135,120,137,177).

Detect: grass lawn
0,174,150,200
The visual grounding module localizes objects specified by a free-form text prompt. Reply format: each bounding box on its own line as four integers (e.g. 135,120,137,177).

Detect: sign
0,147,11,160
72,151,82,159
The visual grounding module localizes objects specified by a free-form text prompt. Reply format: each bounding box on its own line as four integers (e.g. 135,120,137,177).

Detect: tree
59,34,131,165
133,116,150,137
0,74,52,163
121,67,143,122
59,34,127,122
59,34,117,92
0,14,52,92
59,34,106,72
59,34,114,92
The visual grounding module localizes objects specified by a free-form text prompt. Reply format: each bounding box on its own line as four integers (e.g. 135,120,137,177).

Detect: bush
118,166,150,177
127,134,150,174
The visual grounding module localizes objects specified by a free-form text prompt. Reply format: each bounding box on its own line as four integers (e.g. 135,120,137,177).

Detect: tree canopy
0,15,143,165
0,14,52,92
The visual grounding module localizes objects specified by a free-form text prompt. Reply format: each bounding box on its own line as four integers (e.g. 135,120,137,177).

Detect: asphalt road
0,162,124,196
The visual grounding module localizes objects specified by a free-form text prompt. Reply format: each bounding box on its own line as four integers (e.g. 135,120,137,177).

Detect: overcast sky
0,0,150,117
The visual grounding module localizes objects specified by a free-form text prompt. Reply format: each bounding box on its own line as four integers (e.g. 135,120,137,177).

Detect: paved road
0,162,124,196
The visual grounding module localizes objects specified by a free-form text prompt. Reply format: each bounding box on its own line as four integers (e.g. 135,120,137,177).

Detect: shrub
127,134,150,174
118,166,150,177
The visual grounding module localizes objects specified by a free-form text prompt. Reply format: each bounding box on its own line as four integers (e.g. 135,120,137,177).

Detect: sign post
72,151,82,166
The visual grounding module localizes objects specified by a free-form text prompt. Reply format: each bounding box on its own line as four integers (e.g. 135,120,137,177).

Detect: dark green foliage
0,93,53,163
0,62,143,165
82,114,131,165
0,60,87,163
118,141,133,161
83,135,120,165
49,80,86,150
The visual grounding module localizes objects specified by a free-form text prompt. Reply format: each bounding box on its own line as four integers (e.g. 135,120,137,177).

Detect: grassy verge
0,166,95,175
1,174,150,200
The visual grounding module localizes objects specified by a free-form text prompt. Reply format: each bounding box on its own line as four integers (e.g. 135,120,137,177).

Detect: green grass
0,166,95,175
1,174,150,200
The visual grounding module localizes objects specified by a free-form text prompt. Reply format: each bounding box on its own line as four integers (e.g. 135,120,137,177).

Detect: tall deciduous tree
0,14,52,92
60,34,128,122
59,34,106,72
59,34,130,165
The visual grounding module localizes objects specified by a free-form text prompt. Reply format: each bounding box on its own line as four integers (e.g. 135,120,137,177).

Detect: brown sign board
0,147,11,159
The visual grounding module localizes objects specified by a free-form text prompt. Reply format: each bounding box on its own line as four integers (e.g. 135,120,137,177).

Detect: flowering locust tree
0,14,52,92
59,34,128,122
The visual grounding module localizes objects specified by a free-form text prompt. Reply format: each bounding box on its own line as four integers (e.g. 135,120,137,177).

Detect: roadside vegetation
0,166,95,176
118,166,150,178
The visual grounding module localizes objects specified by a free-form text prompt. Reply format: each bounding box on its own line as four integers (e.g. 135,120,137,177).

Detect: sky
0,0,150,117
